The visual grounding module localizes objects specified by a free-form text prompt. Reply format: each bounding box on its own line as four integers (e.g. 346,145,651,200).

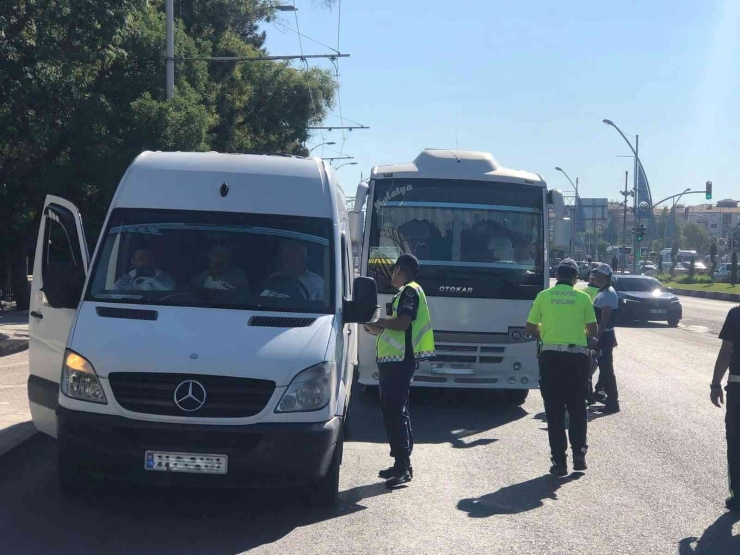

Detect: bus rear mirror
348,212,363,246
553,218,571,250
345,277,378,323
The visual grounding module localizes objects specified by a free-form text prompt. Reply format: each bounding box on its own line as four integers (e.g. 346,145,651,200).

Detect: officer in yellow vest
364,254,435,488
525,258,598,476
585,272,599,302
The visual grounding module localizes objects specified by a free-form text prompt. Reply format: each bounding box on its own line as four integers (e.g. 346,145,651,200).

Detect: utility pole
574,177,579,258
621,171,629,273
166,0,174,99
632,135,639,274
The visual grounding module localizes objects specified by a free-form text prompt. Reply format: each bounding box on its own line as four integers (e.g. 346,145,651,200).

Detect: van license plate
145,451,228,474
649,309,666,315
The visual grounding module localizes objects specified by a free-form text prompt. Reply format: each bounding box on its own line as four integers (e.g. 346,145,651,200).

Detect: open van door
28,196,89,437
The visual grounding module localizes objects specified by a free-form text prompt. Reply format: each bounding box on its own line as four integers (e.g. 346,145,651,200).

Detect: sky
264,0,740,205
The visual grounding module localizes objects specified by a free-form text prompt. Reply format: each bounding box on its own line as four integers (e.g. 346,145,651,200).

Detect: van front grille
108,373,275,418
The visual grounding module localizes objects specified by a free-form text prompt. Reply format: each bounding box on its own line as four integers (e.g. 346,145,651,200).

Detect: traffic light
706,181,713,200
636,223,645,242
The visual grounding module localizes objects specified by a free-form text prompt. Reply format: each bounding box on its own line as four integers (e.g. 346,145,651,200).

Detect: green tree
710,242,718,280
597,240,608,260
732,252,738,286
0,0,336,308
682,222,711,254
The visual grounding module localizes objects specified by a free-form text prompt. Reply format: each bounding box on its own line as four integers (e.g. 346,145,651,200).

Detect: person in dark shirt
710,305,740,511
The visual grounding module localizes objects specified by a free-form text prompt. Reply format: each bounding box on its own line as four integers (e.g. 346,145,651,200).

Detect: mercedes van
27,152,377,506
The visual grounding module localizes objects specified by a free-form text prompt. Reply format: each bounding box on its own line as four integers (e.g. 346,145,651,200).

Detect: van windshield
86,208,334,313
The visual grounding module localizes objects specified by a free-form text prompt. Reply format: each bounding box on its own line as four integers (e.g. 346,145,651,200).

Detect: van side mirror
344,277,378,323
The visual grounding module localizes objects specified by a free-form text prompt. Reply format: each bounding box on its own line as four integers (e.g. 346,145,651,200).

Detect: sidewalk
0,309,29,357
0,349,36,457
0,310,34,457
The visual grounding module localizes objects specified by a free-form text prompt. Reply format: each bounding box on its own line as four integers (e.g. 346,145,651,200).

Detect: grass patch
660,282,739,293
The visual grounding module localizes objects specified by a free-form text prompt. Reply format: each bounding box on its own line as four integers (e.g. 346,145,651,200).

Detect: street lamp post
309,142,336,154
335,162,358,170
603,119,653,274
555,167,579,258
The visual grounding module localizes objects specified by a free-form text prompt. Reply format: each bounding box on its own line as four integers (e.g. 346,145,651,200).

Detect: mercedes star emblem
173,380,207,412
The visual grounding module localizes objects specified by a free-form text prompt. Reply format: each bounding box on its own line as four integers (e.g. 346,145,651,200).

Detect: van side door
28,196,89,437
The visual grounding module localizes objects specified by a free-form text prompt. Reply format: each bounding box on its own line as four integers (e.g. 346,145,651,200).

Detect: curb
0,337,29,358
0,422,37,458
670,288,740,303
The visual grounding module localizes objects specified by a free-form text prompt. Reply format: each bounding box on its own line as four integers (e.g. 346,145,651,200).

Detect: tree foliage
681,222,711,254
0,0,336,307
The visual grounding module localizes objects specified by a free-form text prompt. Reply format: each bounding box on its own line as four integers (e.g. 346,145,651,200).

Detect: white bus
348,149,570,405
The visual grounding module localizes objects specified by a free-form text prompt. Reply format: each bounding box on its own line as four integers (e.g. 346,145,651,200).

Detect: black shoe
549,460,568,476
573,454,587,471
600,404,621,414
379,465,413,479
592,390,607,404
385,469,412,489
726,497,740,512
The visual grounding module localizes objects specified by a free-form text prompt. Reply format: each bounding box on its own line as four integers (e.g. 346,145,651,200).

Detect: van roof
370,149,544,186
113,151,337,218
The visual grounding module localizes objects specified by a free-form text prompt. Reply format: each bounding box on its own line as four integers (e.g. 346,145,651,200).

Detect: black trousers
539,351,590,463
378,360,416,462
726,383,740,500
596,346,619,407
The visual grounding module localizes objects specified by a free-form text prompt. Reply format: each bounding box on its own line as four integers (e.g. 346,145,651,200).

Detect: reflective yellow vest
585,284,599,302
376,281,435,364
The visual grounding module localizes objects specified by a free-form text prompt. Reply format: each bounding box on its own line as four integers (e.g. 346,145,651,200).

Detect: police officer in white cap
590,263,620,414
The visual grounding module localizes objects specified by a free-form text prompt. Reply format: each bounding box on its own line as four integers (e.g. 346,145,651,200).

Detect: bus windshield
367,178,545,300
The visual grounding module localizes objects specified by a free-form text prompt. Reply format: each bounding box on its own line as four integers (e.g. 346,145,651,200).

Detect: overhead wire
292,0,328,156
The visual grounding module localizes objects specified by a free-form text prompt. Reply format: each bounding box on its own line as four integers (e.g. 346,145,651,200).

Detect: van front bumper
56,407,341,488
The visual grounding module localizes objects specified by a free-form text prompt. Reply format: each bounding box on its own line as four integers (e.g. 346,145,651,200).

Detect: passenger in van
190,245,249,291
113,246,176,291
262,240,324,301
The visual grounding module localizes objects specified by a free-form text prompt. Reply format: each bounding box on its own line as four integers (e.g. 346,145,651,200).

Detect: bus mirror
345,277,378,323
348,212,363,245
553,218,571,250
548,189,565,218
354,181,369,213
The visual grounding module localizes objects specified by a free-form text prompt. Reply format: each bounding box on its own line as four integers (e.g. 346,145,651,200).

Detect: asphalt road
1,296,739,554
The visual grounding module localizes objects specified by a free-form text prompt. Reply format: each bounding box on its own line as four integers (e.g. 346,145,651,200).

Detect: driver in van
190,245,249,291
114,245,176,291
263,240,324,301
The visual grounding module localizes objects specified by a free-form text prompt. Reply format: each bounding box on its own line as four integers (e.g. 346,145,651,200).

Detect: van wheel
57,445,94,496
503,389,529,406
305,430,343,509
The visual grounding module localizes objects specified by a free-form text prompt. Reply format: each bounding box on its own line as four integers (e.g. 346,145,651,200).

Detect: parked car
646,262,687,276
612,275,682,327
681,261,709,275
639,261,656,274
714,263,731,283
577,261,592,281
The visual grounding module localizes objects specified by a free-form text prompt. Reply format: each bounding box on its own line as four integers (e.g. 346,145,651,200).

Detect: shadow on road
0,435,387,554
348,384,528,449
457,473,583,517
678,512,740,554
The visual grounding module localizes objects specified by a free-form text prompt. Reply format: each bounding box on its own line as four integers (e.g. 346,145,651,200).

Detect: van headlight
276,362,336,413
61,350,107,404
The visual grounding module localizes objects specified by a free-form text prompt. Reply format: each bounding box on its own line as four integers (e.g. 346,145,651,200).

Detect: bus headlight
276,362,336,413
61,350,107,404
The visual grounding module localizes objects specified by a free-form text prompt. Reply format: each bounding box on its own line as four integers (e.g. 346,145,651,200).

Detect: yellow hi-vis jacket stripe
376,282,435,364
